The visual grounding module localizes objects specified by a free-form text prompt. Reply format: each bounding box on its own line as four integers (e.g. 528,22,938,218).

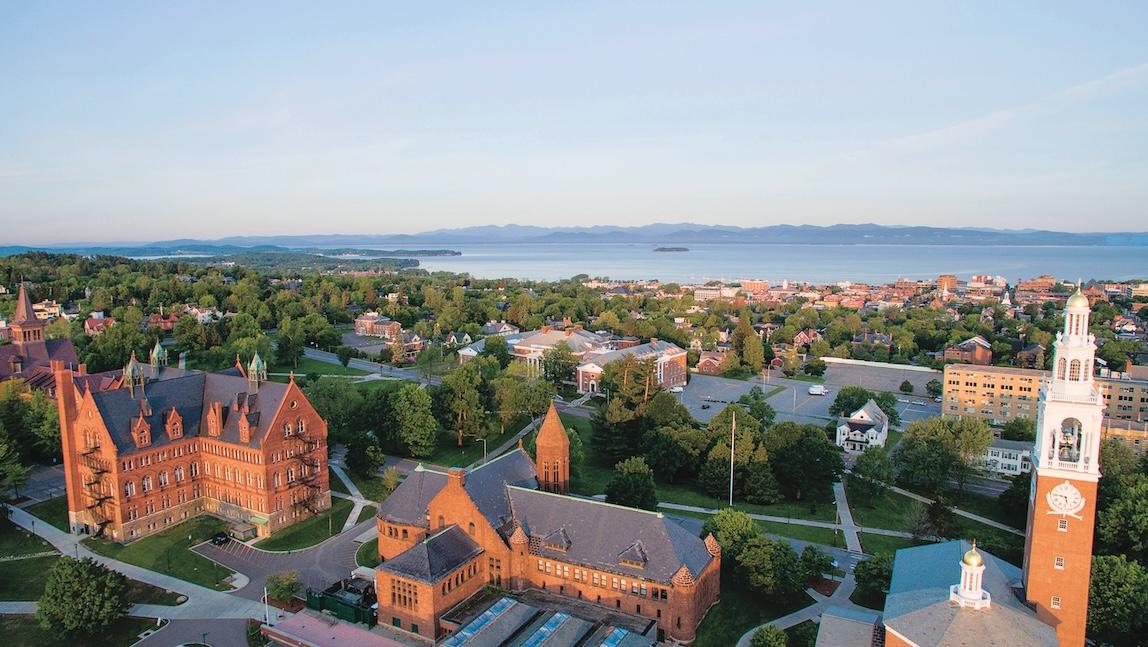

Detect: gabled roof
377,524,483,584
883,540,1056,647
13,284,38,323
952,335,992,351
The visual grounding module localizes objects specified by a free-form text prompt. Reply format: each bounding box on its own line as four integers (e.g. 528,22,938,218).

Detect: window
287,467,295,483
1051,596,1062,609
141,476,152,493
283,423,291,438
1058,519,1068,532
124,481,136,497
1055,556,1065,570
158,471,169,487
297,419,305,435
468,522,475,536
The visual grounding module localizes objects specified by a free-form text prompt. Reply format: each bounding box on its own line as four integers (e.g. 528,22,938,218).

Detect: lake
385,243,1148,284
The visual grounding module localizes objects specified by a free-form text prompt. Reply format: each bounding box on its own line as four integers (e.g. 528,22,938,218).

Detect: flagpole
729,413,736,506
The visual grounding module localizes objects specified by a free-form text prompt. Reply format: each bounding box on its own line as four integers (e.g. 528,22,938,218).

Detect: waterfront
388,243,1148,284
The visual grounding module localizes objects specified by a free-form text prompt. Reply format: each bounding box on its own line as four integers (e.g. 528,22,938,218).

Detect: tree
345,434,385,478
739,386,776,428
853,555,893,607
541,341,577,386
764,422,844,501
949,417,994,493
925,379,943,398
702,508,757,559
642,425,708,484
1098,474,1148,561
1000,416,1036,442
737,536,803,598
998,471,1031,526
743,456,783,505
0,427,30,496
381,467,402,498
800,545,834,582
749,626,787,647
491,376,524,434
395,384,438,458
605,457,658,511
743,333,765,372
36,556,130,634
480,335,512,368
276,317,306,369
828,386,900,426
899,379,913,394
442,362,486,446
847,446,894,506
1089,555,1148,646
336,345,355,368
266,570,301,603
803,357,827,376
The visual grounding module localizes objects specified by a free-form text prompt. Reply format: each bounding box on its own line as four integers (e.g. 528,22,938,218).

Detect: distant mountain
6,223,1146,256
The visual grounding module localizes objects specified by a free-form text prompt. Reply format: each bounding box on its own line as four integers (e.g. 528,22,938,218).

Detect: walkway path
833,482,864,553
735,570,867,646
328,463,371,532
3,504,266,621
467,415,543,470
655,502,917,543
888,484,1023,536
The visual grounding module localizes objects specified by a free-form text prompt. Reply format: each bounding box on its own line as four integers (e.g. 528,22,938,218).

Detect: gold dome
1066,290,1089,308
962,540,983,567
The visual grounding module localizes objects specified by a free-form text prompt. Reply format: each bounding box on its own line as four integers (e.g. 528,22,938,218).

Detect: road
303,347,442,385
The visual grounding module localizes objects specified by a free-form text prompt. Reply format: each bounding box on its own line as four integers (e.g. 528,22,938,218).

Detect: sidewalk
734,570,866,646
327,463,371,532
655,501,917,543
888,484,1023,536
832,482,864,552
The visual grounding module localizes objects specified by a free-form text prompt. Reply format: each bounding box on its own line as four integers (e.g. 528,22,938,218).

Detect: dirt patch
811,578,841,597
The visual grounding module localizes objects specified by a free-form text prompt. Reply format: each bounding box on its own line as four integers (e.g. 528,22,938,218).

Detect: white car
807,385,827,396
669,386,684,394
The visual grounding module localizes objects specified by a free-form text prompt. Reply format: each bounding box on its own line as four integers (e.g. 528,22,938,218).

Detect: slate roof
883,540,1057,647
88,368,290,455
378,524,484,584
577,339,685,370
815,606,881,647
506,487,714,584
0,338,79,380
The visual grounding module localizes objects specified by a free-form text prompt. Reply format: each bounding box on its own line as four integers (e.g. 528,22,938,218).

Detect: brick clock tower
1023,288,1101,647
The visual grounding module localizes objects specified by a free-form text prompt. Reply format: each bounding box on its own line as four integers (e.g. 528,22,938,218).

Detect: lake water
386,243,1147,284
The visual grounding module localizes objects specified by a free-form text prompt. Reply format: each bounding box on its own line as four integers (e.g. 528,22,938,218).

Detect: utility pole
264,586,271,626
728,414,736,506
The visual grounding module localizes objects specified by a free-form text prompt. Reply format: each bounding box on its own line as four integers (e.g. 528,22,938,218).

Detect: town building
83,312,116,337
695,351,726,376
54,350,331,542
835,399,889,451
354,312,403,339
574,339,688,394
980,438,1033,476
0,284,79,386
943,335,993,365
373,405,720,643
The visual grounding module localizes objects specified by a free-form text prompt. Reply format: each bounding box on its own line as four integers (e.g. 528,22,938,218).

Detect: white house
835,399,890,451
980,438,1033,477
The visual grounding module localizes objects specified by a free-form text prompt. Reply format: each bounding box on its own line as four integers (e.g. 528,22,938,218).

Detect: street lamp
473,437,488,465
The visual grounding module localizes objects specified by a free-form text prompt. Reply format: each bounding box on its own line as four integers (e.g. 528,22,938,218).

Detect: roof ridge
505,485,664,518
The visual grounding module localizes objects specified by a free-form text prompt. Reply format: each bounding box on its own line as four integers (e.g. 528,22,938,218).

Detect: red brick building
0,284,78,387
355,312,403,339
943,335,993,365
54,351,330,542
574,339,688,394
374,405,720,643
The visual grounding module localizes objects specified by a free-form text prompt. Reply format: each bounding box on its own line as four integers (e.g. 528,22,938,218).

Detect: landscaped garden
83,517,236,590
254,498,354,551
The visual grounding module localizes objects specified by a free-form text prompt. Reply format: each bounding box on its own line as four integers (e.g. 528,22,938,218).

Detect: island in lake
654,247,689,252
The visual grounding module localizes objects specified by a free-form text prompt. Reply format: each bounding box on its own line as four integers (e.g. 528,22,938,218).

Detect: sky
2,2,1147,244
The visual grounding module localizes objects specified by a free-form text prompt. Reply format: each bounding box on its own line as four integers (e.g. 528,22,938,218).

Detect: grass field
328,468,350,495
757,520,840,546
0,555,61,600
693,577,811,647
24,497,69,531
345,470,398,504
0,517,56,557
356,505,378,525
426,415,532,468
859,533,921,557
273,356,369,376
83,517,235,590
255,498,354,551
0,615,159,647
356,538,380,568
848,488,921,532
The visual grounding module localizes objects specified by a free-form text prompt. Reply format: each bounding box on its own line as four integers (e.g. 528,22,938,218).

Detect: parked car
211,532,231,546
669,386,684,394
808,385,827,396
701,403,711,410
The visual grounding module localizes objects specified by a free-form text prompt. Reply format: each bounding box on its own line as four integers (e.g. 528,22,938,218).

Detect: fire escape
287,423,324,516
81,443,113,537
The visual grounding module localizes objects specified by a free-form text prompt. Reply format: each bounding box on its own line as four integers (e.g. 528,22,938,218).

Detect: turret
149,340,168,368
247,351,267,388
950,540,991,609
123,351,145,397
535,402,570,494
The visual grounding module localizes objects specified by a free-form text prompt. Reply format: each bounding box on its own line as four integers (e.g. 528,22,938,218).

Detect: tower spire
535,402,569,494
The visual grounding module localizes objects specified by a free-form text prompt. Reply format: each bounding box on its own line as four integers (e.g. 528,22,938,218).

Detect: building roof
0,338,78,380
506,487,714,584
883,540,1057,647
815,606,881,647
536,403,569,453
13,284,38,323
578,339,685,371
510,328,608,355
377,524,484,584
989,438,1033,452
952,336,992,351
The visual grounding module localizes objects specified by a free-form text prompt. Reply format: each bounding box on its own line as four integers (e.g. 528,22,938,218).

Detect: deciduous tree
605,457,658,511
36,557,130,634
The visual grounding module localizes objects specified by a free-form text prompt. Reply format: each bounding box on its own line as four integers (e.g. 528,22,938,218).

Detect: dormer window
165,408,183,440
132,416,152,448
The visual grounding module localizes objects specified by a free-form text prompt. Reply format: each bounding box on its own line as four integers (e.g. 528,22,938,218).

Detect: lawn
693,576,812,647
345,470,397,504
757,520,840,547
0,517,56,557
24,496,69,531
885,429,904,451
785,620,819,647
0,615,160,647
859,533,922,558
328,468,350,495
942,488,1018,528
848,488,921,532
425,414,532,468
356,538,380,568
273,356,369,377
788,373,826,384
0,555,60,600
356,505,377,525
254,498,354,551
83,517,235,591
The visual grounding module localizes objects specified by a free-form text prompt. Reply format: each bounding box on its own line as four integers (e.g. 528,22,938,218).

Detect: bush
899,380,913,394
36,556,130,634
266,571,301,603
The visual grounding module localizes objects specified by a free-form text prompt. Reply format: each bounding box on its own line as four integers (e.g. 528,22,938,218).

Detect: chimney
77,363,87,376
541,325,551,334
448,467,466,488
650,338,659,345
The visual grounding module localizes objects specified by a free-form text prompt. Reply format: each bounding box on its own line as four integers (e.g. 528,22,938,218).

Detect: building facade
574,339,688,394
835,399,889,451
55,352,331,542
373,405,720,643
943,335,993,365
0,284,79,386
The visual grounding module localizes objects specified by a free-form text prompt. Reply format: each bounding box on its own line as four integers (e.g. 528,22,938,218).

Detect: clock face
1046,481,1086,519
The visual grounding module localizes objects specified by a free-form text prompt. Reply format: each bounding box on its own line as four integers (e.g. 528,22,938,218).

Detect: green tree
395,384,438,458
743,333,765,372
739,386,776,428
702,508,757,559
605,457,658,511
641,425,708,484
381,467,402,499
1000,416,1035,441
303,378,365,444
749,625,787,647
828,386,901,426
800,545,834,582
763,422,844,501
1089,555,1148,646
1098,473,1148,561
266,570,301,603
925,379,943,398
0,428,30,496
491,376,524,434
336,345,355,368
743,455,783,505
480,335,512,368
277,317,306,369
442,361,487,446
853,554,893,607
949,417,994,493
737,536,803,598
345,434,386,478
847,446,895,507
899,379,913,394
803,357,827,376
36,557,130,634
998,471,1031,526
541,341,577,386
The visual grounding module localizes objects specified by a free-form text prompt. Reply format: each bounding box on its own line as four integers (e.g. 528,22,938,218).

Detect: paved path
467,415,543,470
889,484,1024,536
655,501,917,543
833,482,864,553
137,618,252,647
328,463,371,532
734,567,868,646
5,504,266,621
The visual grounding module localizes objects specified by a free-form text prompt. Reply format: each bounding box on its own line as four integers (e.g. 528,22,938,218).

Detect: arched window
174,467,184,482
1069,359,1081,381
124,481,136,497
283,423,292,438
158,471,169,487
1059,418,1082,462
468,522,476,536
141,475,152,493
438,515,445,528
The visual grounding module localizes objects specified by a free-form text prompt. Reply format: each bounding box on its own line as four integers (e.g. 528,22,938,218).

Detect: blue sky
2,2,1146,244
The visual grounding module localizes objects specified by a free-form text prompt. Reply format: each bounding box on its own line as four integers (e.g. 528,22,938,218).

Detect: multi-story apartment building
55,351,330,542
574,338,688,394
